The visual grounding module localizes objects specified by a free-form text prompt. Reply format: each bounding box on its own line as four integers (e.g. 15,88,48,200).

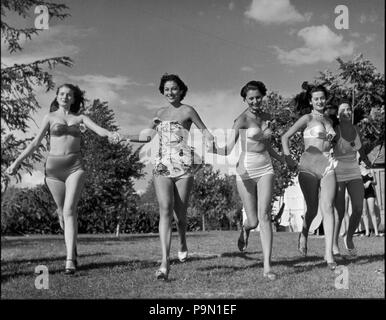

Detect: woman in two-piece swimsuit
332,101,371,257
126,74,215,280
281,85,338,269
211,81,286,280
7,84,120,274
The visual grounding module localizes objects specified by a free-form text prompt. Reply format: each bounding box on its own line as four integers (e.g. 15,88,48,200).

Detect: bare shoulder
234,113,247,128
155,106,168,118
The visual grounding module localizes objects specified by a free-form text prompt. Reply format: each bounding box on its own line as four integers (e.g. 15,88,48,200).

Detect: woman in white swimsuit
211,80,286,280
281,85,337,269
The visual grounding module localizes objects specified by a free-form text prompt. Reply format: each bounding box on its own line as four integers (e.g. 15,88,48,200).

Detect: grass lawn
1,231,384,299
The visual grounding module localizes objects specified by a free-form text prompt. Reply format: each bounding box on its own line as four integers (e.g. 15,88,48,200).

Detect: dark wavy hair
240,80,267,99
158,73,188,101
50,84,85,114
309,84,328,100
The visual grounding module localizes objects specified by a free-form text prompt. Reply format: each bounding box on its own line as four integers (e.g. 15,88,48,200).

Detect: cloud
1,25,93,66
245,0,311,25
241,66,255,72
228,2,235,11
274,25,355,65
359,13,378,24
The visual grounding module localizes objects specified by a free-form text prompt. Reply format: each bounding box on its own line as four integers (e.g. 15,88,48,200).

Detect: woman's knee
62,208,76,218
258,210,271,225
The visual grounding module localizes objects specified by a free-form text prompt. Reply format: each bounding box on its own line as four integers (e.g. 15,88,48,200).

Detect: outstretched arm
211,117,243,156
188,106,215,147
6,114,50,175
81,115,119,142
124,111,161,143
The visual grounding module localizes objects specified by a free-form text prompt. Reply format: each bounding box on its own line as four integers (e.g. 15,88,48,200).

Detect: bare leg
362,199,370,236
45,178,65,230
319,172,336,264
63,170,85,263
256,174,274,275
298,172,320,254
173,177,194,255
333,182,346,255
154,176,174,270
344,179,364,251
366,197,379,236
236,178,258,251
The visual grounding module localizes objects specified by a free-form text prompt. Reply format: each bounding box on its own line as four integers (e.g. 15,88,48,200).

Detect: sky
2,0,385,192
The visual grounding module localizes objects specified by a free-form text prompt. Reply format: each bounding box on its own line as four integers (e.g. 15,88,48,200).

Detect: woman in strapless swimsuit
126,74,215,280
211,80,286,280
7,84,120,274
281,85,338,270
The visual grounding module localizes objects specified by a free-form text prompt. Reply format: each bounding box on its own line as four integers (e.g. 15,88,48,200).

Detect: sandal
155,261,170,280
297,233,307,257
237,225,250,252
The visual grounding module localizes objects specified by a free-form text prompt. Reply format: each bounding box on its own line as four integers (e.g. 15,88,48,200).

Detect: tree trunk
115,223,120,237
202,214,205,232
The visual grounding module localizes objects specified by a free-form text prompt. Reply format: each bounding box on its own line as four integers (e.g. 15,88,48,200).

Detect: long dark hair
49,84,85,114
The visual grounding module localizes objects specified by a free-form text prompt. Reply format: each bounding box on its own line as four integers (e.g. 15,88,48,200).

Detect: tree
317,54,384,152
261,92,303,202
190,164,236,231
1,0,72,193
77,99,145,234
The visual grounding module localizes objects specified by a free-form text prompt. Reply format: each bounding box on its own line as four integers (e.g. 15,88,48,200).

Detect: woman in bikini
281,85,337,269
126,73,214,280
211,80,286,280
6,84,120,274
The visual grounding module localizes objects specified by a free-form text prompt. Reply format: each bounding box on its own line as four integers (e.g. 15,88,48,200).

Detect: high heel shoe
237,225,250,252
64,259,76,275
155,261,170,280
297,233,307,257
178,251,188,263
263,271,278,281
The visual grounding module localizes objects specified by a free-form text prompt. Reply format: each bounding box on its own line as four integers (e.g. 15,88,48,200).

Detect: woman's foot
64,259,76,275
343,235,357,257
156,260,170,281
237,225,250,252
263,272,278,281
178,251,188,263
297,233,307,257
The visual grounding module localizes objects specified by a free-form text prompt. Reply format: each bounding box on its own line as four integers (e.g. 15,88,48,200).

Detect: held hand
284,155,297,169
364,181,371,189
108,132,121,144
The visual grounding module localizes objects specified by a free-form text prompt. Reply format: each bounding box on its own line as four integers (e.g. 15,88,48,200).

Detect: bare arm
281,114,309,155
6,114,50,174
125,110,162,143
281,114,309,168
213,117,243,156
355,125,372,167
188,106,215,145
265,141,285,164
81,115,117,141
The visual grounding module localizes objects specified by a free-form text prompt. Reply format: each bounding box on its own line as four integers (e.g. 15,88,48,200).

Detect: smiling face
163,81,182,104
338,103,352,121
245,89,263,112
310,90,326,112
56,86,74,109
